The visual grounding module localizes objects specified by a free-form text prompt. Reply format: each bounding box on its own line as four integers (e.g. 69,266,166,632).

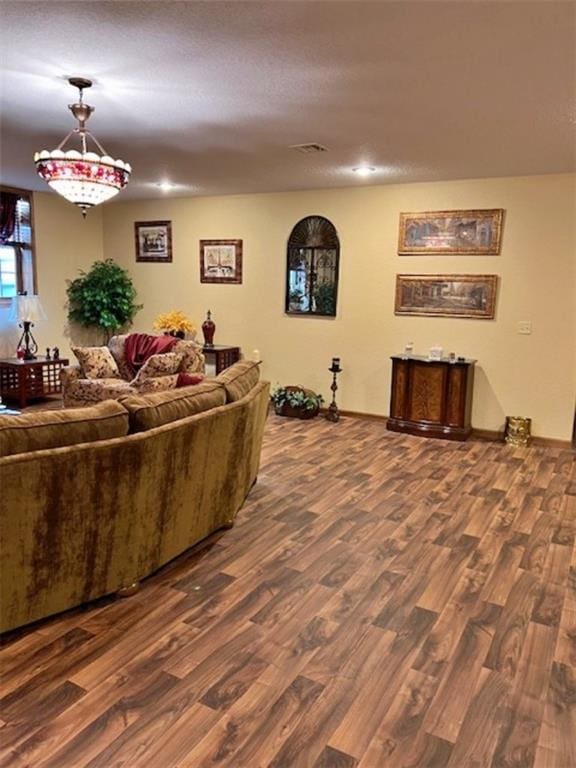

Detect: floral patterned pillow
72,346,121,380
132,352,184,384
172,340,205,373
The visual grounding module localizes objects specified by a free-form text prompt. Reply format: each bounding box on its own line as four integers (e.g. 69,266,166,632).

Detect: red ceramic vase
202,310,216,347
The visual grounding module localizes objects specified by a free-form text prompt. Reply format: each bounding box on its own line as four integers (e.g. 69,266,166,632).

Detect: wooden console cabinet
387,355,476,441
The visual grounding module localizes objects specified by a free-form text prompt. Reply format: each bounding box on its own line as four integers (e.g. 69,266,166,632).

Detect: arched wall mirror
285,215,340,317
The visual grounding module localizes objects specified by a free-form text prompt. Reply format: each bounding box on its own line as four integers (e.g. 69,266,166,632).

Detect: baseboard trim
335,409,389,422
318,410,573,448
471,428,504,442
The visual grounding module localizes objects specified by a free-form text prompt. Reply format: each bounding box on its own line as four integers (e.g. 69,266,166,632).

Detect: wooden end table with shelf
0,358,69,409
202,345,240,375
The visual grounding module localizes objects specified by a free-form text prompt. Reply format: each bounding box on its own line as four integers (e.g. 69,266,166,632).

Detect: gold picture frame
398,209,504,255
395,274,498,319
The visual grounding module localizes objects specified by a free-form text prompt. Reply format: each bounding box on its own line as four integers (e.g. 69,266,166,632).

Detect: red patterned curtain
0,192,19,244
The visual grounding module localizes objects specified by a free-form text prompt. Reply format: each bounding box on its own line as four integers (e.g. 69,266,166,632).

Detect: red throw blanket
124,333,178,377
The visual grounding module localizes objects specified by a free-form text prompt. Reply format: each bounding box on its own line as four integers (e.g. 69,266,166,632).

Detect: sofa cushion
0,401,129,458
215,360,261,403
64,378,137,406
119,380,226,432
132,352,183,383
72,346,121,379
134,374,180,394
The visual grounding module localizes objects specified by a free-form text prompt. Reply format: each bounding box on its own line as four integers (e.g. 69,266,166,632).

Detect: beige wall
3,175,572,439
0,193,103,360
101,173,575,440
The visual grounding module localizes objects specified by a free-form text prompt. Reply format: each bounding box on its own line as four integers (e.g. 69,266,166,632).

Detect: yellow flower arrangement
153,310,196,335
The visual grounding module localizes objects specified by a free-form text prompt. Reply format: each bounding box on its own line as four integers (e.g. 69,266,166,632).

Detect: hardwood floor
1,414,575,768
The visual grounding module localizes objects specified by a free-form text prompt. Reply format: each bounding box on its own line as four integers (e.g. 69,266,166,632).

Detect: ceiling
1,1,575,200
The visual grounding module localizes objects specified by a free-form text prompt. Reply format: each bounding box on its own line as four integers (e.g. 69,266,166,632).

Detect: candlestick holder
326,358,342,423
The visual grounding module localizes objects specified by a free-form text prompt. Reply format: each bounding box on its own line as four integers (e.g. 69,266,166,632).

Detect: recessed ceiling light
157,181,176,192
352,166,377,177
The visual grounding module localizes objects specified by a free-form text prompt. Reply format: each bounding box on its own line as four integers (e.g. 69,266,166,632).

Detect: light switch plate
517,321,532,335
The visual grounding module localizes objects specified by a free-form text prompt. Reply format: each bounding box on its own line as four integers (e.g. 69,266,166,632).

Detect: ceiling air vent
290,143,329,154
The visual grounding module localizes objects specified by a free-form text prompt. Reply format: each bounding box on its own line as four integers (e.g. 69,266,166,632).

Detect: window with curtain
0,188,36,300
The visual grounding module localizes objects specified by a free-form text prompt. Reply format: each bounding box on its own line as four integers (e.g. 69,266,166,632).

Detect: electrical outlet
517,321,532,335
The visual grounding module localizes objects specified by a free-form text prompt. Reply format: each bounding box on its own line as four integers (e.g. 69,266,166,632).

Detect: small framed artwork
135,221,172,262
200,239,243,284
398,209,504,255
395,274,498,319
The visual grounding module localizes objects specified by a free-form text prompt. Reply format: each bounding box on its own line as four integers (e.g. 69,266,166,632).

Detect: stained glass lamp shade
34,78,131,217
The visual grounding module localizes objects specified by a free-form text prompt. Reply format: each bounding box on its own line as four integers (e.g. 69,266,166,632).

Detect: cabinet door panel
446,367,466,426
407,363,446,424
390,360,409,418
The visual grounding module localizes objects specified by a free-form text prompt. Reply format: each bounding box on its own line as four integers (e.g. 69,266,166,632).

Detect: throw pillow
72,346,121,380
176,373,204,388
132,352,184,384
172,340,205,373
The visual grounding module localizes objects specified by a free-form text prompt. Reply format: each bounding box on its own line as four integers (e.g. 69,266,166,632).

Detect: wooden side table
0,358,69,409
202,345,241,375
387,354,476,441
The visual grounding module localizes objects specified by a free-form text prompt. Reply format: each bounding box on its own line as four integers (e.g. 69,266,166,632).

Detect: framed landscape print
135,221,172,262
398,209,504,255
395,274,498,319
200,239,243,284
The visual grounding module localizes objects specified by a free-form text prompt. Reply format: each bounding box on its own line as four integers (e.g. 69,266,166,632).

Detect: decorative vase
202,310,216,347
505,416,531,447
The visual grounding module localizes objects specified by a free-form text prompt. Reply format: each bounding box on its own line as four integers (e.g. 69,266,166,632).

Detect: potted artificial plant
66,259,142,343
271,385,324,419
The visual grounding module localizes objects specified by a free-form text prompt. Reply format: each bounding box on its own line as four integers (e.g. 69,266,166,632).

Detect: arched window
285,215,340,316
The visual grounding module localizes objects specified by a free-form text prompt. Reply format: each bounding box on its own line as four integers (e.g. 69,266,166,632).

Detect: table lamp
9,293,46,360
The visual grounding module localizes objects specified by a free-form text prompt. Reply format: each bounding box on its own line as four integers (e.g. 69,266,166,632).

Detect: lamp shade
9,294,46,324
33,79,131,217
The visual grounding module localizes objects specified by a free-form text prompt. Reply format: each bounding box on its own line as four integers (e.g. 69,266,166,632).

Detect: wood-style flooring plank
0,414,574,768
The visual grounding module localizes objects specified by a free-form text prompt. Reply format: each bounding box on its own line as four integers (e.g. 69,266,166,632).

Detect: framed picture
200,239,243,284
135,221,172,262
395,274,498,319
398,209,504,255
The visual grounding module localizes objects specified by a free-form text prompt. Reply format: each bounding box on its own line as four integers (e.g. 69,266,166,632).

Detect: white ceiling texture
1,1,575,200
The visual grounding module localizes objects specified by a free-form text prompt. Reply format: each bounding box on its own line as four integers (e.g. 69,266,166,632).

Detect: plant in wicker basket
271,386,324,419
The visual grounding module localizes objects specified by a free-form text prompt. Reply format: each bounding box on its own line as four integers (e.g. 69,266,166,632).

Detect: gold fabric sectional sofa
0,361,269,634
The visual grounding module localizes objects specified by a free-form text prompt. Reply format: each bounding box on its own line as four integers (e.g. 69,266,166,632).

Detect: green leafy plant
313,282,336,315
67,259,142,343
271,385,324,418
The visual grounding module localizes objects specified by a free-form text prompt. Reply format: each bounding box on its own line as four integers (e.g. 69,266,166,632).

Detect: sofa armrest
173,340,205,374
60,365,83,387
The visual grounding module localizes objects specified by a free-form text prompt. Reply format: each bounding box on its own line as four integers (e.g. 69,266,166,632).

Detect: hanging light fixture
34,78,131,217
